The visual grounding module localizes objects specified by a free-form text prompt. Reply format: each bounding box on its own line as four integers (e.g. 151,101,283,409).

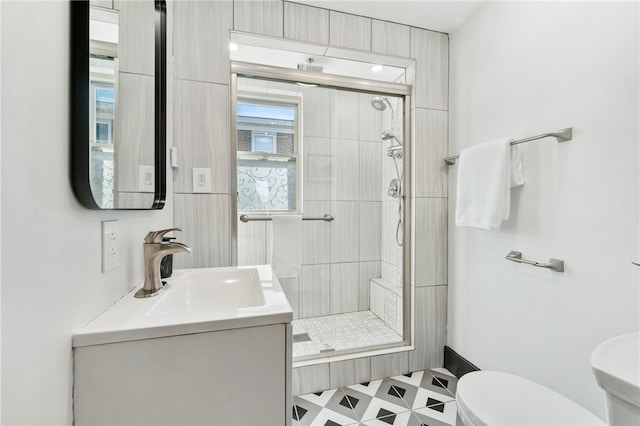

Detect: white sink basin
73,265,292,347
591,332,640,424
147,267,266,316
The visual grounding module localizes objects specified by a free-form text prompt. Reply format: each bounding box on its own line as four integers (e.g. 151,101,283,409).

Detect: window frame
235,86,303,215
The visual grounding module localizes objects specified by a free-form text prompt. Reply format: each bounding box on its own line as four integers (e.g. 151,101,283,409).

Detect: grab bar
239,214,334,223
444,127,573,165
505,250,565,273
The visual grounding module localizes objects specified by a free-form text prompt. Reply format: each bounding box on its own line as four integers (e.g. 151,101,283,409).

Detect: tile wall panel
302,201,332,265
174,0,232,84
173,194,230,268
331,202,359,263
302,86,332,138
334,139,360,201
410,27,449,110
359,141,382,202
329,358,371,389
358,261,381,311
359,202,382,262
237,219,267,266
299,264,331,318
330,262,359,314
303,137,334,201
370,352,409,380
234,0,284,37
278,276,300,319
292,363,330,396
358,93,384,142
414,108,448,197
371,20,411,58
173,80,229,194
414,198,447,286
381,201,399,266
329,11,371,51
284,2,329,44
332,90,359,140
408,286,447,371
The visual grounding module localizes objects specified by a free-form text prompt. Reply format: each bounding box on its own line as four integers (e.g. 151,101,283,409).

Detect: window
251,133,276,153
236,91,301,212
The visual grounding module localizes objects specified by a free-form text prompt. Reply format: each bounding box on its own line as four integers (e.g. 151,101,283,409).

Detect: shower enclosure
232,62,411,361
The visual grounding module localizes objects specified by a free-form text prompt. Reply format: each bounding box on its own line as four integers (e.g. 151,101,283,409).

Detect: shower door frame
230,61,413,357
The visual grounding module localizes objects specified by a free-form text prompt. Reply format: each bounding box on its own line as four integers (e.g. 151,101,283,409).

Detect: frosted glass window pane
238,159,296,210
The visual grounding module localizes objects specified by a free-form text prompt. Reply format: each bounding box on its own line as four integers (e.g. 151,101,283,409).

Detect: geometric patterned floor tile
374,377,418,409
360,410,414,425
345,380,384,398
418,370,456,399
338,386,378,420
359,395,412,423
293,368,461,426
428,369,458,397
410,387,455,411
413,400,458,425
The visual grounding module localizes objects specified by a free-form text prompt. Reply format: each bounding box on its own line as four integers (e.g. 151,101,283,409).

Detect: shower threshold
292,310,403,361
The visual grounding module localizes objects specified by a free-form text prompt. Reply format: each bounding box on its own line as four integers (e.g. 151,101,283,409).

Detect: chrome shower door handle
631,261,640,267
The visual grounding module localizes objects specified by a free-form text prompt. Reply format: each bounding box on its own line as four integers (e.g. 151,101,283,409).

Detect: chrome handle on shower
387,179,400,199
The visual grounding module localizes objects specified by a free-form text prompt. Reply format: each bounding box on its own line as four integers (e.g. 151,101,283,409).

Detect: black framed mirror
71,0,166,209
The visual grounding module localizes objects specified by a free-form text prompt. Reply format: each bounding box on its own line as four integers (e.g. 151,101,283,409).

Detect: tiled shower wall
171,0,448,394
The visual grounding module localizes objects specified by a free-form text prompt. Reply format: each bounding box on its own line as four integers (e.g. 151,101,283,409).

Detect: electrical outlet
102,220,119,273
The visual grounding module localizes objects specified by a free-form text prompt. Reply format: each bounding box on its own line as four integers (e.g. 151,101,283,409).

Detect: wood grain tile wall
234,0,284,37
172,80,230,194
172,0,449,392
329,11,371,51
173,0,232,85
371,20,411,57
284,2,329,44
410,28,449,110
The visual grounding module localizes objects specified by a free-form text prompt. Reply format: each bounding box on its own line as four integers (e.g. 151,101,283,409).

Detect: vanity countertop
73,265,293,347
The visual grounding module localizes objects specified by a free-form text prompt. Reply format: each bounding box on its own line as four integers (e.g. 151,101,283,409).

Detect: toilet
457,371,605,425
591,332,640,425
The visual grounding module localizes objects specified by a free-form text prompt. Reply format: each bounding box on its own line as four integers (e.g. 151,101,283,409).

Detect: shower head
371,96,395,113
381,129,402,146
371,96,388,111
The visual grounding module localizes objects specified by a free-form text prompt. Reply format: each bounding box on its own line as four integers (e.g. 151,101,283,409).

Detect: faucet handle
144,228,182,244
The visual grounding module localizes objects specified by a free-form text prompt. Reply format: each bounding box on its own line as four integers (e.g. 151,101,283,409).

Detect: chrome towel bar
505,251,565,272
444,127,573,165
239,214,334,223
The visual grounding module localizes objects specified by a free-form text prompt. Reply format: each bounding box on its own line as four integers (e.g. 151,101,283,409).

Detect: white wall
1,2,173,424
448,1,639,420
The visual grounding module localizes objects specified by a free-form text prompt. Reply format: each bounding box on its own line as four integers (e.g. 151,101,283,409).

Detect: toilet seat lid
457,371,605,426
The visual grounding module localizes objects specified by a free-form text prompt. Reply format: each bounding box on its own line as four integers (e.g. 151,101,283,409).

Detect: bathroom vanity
73,265,293,425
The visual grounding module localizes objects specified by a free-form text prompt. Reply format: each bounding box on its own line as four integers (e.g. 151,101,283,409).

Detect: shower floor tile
293,368,463,426
292,311,403,358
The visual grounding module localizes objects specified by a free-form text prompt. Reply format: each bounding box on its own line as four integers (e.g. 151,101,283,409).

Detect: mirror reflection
76,0,161,209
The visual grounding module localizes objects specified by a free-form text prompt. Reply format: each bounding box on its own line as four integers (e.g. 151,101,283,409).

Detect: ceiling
288,0,486,33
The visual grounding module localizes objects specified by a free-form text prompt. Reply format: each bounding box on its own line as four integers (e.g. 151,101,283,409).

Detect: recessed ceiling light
229,42,239,52
371,64,384,72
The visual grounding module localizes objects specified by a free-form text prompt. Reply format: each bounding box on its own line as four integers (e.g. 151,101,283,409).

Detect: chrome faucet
135,228,191,298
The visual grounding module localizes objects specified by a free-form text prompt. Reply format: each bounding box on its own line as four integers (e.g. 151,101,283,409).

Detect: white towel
455,138,524,230
271,215,302,276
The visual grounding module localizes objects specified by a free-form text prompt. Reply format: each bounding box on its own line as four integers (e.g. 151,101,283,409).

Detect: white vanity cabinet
73,265,293,425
